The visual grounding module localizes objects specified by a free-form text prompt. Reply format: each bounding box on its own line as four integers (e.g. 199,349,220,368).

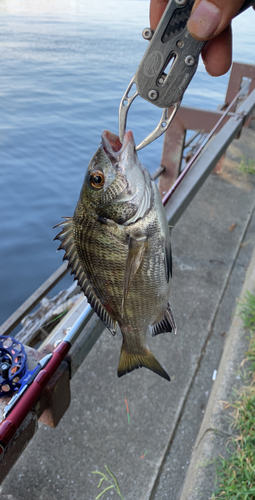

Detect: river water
0,0,254,326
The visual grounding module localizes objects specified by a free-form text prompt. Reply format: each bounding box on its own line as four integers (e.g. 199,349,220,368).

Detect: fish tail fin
117,345,170,381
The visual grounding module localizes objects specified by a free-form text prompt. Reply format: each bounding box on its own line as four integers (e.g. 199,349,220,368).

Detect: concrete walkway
180,214,255,500
1,127,255,500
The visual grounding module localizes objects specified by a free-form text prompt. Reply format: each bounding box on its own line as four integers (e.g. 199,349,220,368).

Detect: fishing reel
0,336,27,398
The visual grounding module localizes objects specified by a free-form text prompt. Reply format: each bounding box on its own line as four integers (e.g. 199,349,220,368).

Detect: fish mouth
101,130,136,162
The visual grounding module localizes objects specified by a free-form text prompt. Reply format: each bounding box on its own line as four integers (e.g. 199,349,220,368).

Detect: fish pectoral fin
122,236,147,315
117,345,170,381
152,303,177,337
122,236,147,313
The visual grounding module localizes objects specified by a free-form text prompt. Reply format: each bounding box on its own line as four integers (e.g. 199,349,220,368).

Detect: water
0,0,254,326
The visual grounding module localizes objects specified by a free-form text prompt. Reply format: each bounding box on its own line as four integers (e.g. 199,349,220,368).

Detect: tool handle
0,341,70,454
136,0,200,109
135,0,255,109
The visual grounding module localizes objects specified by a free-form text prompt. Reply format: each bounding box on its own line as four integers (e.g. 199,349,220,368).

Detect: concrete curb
180,243,255,499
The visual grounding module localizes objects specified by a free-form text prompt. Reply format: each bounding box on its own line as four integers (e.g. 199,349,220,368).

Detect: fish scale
54,129,176,381
122,241,165,329
77,219,127,312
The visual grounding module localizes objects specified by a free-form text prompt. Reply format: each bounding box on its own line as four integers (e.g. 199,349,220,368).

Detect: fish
54,130,176,381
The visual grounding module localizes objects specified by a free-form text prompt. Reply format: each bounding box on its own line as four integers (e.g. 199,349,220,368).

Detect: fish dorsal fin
122,235,147,316
152,303,177,337
54,218,117,336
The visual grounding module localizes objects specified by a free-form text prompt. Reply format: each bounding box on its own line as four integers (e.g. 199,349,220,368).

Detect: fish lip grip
119,0,255,151
132,0,203,110
0,336,27,397
119,0,203,150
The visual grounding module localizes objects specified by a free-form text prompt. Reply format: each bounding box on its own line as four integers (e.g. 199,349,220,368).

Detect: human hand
149,0,249,77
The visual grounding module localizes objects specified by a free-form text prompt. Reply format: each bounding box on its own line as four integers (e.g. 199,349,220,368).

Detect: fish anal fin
54,218,117,336
117,345,170,381
122,236,147,315
152,303,177,337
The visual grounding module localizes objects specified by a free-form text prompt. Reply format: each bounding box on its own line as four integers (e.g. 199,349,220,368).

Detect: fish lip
101,130,135,162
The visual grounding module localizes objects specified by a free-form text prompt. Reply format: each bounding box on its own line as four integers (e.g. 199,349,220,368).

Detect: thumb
187,0,248,41
150,0,168,31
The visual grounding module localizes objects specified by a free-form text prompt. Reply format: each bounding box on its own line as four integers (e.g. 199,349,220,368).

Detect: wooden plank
0,262,68,337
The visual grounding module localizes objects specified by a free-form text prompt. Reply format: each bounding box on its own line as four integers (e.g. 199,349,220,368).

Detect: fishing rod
0,303,93,455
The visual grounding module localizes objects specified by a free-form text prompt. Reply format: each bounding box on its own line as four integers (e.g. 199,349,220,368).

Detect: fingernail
187,0,222,39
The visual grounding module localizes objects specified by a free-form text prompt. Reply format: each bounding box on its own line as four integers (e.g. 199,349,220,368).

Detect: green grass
239,292,255,331
92,465,125,500
212,292,255,499
239,158,255,175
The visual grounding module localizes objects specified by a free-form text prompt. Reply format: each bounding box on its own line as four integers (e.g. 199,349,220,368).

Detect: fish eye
90,170,105,189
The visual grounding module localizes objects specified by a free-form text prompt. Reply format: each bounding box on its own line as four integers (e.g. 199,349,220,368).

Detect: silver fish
54,130,176,381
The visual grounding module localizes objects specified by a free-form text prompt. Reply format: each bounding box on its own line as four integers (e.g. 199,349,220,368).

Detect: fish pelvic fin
117,345,170,381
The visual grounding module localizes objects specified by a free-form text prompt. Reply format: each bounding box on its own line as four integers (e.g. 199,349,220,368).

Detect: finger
149,0,168,31
201,24,232,76
187,0,246,41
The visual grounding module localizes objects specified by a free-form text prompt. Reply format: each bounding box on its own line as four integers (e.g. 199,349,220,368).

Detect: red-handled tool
0,303,93,455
